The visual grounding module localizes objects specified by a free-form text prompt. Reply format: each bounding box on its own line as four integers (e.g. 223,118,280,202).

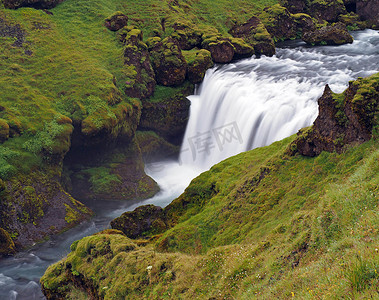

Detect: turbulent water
1,30,378,299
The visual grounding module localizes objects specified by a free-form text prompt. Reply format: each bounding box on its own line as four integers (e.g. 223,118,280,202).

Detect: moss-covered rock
309,0,347,22
183,48,214,83
68,138,159,201
3,0,63,9
229,37,255,59
0,227,16,256
294,73,379,156
111,204,167,239
279,0,309,13
259,4,298,42
139,83,192,145
201,37,235,63
1,170,92,250
119,27,156,99
229,16,275,57
302,22,353,45
150,38,187,86
104,11,128,32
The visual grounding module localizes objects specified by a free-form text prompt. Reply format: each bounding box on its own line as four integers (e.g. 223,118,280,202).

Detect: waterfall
180,29,379,170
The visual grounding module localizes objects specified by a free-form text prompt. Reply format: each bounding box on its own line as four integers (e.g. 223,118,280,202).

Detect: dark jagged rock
104,12,128,32
183,49,214,84
120,27,156,99
150,38,187,86
308,0,347,22
295,74,379,157
110,204,167,239
229,16,275,57
139,83,192,145
357,0,379,26
3,0,63,9
302,22,353,45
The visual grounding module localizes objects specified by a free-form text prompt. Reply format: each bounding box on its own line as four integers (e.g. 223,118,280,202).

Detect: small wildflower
146,265,152,271
291,292,294,297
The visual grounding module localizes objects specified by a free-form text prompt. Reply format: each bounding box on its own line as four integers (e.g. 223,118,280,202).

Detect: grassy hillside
41,132,378,298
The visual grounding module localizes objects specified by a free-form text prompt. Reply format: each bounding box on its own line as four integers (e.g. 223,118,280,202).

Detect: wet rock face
229,16,275,57
150,38,187,86
3,0,63,9
295,74,379,157
104,12,128,32
139,84,192,145
110,204,167,239
302,22,353,45
357,0,379,25
309,0,347,22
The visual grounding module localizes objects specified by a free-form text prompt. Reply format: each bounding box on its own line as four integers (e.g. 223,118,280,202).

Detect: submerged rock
295,73,379,156
302,22,353,45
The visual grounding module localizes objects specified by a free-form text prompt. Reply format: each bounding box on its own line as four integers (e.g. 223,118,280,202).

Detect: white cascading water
0,30,378,300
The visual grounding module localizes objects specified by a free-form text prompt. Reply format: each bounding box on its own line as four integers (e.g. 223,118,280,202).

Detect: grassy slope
41,134,378,299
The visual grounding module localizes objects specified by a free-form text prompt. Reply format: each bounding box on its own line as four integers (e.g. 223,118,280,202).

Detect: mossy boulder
183,49,214,84
0,118,10,143
111,204,167,239
3,0,63,9
170,29,202,50
201,37,235,63
294,73,379,156
229,16,275,57
338,13,367,29
139,84,192,145
259,4,298,42
0,228,16,256
150,38,187,86
229,38,255,59
302,22,353,45
104,12,128,32
309,0,347,22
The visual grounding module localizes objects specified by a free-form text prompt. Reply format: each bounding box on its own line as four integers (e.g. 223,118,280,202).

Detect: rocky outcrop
308,0,347,22
120,27,156,99
110,204,166,239
0,228,16,257
229,16,275,57
183,49,214,83
139,83,192,145
3,0,63,9
150,38,187,86
104,12,128,32
279,0,308,14
357,0,379,26
0,171,92,251
302,22,353,45
67,138,159,201
295,73,379,156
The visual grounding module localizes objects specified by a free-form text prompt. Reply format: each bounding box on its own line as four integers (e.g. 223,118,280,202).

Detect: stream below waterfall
1,29,378,299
